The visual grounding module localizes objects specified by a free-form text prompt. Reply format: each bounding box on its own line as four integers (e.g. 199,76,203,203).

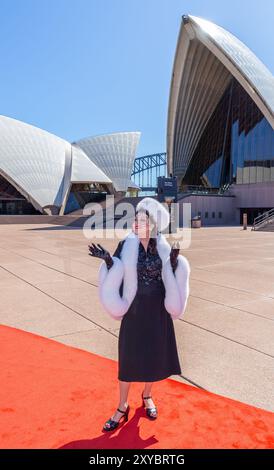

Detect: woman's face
132,212,153,238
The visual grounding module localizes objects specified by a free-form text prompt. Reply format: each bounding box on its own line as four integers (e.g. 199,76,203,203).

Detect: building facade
167,15,274,225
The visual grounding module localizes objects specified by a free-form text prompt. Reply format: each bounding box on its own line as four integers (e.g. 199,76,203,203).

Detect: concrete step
0,195,160,227
0,215,61,225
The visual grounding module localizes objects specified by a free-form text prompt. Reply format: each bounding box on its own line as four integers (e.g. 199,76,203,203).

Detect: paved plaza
0,223,273,412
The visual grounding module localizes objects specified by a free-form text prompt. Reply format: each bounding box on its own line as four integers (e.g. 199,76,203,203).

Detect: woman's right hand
88,243,114,269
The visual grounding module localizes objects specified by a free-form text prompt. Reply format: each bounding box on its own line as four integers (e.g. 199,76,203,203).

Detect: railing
252,208,274,231
219,182,233,194
183,185,220,194
179,182,233,195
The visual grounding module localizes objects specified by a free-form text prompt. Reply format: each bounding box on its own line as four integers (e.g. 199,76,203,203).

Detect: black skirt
118,279,182,382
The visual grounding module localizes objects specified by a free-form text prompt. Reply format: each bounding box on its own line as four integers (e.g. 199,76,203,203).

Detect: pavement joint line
191,277,274,304
0,263,117,340
29,245,91,260
1,260,272,361
0,243,90,262
0,259,273,355
191,272,273,295
2,247,274,324
22,248,274,303
2,226,273,396
0,248,98,288
49,327,114,338
48,332,206,389
0,243,120,267
34,248,93,267
192,294,274,322
179,375,206,390
181,319,274,358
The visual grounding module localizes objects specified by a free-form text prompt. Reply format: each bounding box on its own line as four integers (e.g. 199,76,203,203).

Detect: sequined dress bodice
113,237,164,290
137,241,163,286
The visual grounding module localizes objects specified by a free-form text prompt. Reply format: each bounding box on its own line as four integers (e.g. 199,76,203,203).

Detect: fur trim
120,232,140,313
98,257,127,320
98,231,190,320
162,255,191,320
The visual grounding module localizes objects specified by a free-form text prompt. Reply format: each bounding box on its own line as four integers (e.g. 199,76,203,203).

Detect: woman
88,197,190,432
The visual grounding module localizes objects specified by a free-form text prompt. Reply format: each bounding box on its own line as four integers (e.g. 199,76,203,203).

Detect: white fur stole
98,232,190,321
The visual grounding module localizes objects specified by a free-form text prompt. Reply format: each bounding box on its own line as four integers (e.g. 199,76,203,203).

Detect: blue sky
0,0,273,157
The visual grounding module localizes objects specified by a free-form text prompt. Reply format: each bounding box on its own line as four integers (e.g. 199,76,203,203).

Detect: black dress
112,237,182,382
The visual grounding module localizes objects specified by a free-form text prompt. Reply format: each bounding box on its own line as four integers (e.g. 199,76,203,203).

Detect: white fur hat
135,197,170,232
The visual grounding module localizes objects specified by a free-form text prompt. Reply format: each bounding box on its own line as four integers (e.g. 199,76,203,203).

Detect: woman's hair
135,209,159,254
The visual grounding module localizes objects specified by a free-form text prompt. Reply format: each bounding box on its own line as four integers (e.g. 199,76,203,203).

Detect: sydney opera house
0,116,140,215
167,15,274,224
1,14,274,225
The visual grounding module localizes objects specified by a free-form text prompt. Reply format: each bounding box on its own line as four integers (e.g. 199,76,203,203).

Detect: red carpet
0,324,273,449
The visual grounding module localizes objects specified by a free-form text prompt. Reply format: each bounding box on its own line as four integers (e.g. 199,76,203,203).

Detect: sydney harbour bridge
131,152,167,193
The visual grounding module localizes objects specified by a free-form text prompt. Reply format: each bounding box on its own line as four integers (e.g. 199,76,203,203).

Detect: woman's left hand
170,241,180,272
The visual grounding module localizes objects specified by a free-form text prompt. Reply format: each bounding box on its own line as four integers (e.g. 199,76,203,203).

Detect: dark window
0,174,40,215
64,183,107,214
181,77,274,187
218,211,222,218
212,211,215,218
205,211,208,218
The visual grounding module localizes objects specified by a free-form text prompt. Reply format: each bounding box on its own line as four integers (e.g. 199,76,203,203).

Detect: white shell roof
0,114,70,211
167,14,274,177
0,115,139,213
71,145,112,184
190,15,274,120
74,131,141,192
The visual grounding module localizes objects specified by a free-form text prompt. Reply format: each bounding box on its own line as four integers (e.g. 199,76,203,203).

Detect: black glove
170,241,180,273
88,243,114,270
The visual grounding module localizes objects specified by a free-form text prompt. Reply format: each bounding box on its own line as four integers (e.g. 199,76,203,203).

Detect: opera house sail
167,15,274,192
0,113,140,215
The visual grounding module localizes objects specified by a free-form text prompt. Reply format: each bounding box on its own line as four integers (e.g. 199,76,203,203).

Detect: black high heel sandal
102,405,130,432
141,392,158,420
